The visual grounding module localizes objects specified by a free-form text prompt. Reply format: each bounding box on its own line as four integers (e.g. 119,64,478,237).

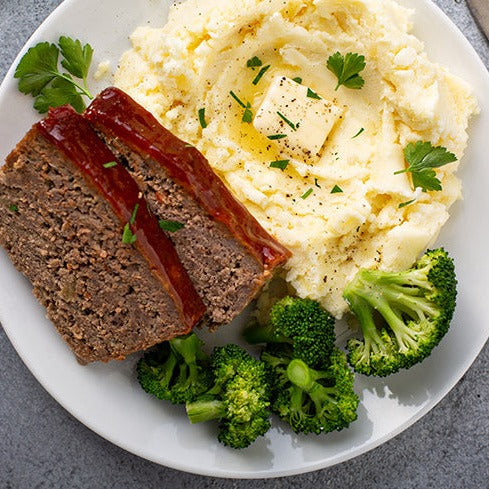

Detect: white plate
0,0,488,479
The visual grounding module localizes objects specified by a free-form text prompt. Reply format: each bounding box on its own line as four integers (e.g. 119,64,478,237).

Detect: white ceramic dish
0,0,488,479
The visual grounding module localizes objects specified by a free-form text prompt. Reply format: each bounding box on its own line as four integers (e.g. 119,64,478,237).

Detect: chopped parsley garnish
306,88,321,99
252,65,270,85
277,111,298,131
8,204,18,213
122,203,139,245
229,90,246,108
394,141,457,192
129,204,139,225
269,160,289,170
292,77,303,84
331,185,343,194
301,188,313,199
230,91,253,123
399,199,416,208
352,128,365,138
246,56,263,69
242,103,253,123
103,161,117,169
267,134,287,140
198,107,207,129
327,52,366,90
14,37,94,113
159,219,185,232
314,178,321,188
122,225,137,245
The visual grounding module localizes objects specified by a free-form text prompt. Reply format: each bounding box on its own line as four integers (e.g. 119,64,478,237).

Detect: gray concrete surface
0,0,488,487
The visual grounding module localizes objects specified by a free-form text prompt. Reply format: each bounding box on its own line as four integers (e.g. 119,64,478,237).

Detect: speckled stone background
0,1,488,487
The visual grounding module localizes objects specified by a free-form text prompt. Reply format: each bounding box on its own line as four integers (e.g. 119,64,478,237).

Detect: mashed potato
114,0,478,317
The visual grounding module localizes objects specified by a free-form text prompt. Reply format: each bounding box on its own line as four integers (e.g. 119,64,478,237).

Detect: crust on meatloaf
85,87,291,328
0,111,204,363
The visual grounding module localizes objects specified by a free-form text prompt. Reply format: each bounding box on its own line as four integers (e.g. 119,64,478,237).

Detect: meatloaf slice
85,87,291,328
0,106,205,363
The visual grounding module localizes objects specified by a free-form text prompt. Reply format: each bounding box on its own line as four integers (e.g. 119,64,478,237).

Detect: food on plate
326,51,366,91
14,37,94,113
185,343,271,449
138,333,272,449
343,248,457,376
137,332,213,405
244,296,336,365
3,0,477,452
0,105,206,363
115,0,478,317
138,297,360,447
245,297,358,435
0,88,290,361
262,348,358,435
85,87,291,328
1,78,290,361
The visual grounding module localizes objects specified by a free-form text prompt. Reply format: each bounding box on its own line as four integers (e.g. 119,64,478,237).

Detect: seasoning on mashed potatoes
114,0,478,317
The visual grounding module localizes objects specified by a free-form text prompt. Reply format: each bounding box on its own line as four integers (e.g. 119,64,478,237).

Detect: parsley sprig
246,56,263,69
269,160,289,170
267,134,287,140
252,65,270,85
122,204,139,245
277,111,299,131
306,88,321,99
159,220,185,232
327,52,366,90
15,37,94,113
198,107,207,129
395,141,457,192
229,91,253,123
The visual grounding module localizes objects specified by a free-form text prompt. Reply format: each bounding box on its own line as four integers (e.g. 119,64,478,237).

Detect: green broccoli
185,344,271,449
244,296,336,368
245,296,359,435
343,248,457,376
137,333,212,404
262,346,358,435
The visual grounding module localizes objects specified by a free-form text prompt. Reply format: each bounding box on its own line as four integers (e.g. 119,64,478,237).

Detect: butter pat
253,76,342,162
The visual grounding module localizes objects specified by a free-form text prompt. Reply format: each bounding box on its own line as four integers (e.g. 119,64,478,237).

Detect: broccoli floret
262,346,358,435
137,333,212,404
343,248,457,376
245,297,358,435
244,296,336,368
185,344,271,449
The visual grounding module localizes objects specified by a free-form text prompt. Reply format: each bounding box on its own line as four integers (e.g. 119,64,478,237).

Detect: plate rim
0,0,488,479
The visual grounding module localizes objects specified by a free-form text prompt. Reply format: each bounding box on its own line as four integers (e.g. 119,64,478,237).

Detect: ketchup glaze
85,87,291,270
37,106,206,331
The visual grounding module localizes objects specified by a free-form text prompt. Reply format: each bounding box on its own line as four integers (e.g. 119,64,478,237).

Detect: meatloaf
85,87,291,328
0,106,205,363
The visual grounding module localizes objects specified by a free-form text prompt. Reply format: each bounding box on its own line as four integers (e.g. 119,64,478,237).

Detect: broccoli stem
170,334,206,364
367,294,422,352
186,399,223,424
158,352,178,386
381,288,438,321
287,359,315,391
360,268,431,290
345,293,387,356
287,359,338,418
346,271,436,353
243,321,290,345
243,321,276,344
